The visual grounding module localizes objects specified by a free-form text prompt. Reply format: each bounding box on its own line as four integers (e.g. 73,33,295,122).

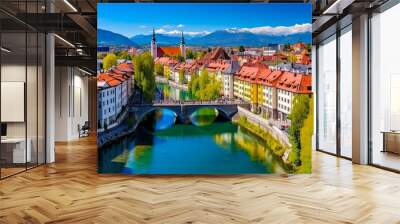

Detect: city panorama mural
97,3,313,174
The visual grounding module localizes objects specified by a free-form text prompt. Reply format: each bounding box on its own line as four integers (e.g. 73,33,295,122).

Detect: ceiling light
54,34,75,48
322,0,355,15
1,47,11,53
63,0,78,12
78,68,92,76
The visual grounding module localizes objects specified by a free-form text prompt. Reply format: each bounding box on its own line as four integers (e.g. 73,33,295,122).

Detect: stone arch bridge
128,100,250,129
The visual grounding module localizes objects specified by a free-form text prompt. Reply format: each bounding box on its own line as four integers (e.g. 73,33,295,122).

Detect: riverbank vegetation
188,69,222,100
234,116,286,158
287,94,312,172
133,52,156,102
297,97,313,173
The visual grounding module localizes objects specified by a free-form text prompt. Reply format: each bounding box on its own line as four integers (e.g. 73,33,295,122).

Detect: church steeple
180,31,186,60
181,31,185,45
152,28,156,42
151,28,157,58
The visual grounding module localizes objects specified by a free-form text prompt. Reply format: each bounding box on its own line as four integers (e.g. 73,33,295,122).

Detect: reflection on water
157,82,193,101
154,109,176,130
98,108,291,174
190,108,218,126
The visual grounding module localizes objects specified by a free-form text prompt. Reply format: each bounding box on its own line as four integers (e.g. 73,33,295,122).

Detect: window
1,1,46,179
340,26,352,158
370,3,400,171
317,35,337,154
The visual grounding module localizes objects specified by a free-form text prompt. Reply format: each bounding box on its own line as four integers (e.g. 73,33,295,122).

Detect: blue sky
98,3,311,37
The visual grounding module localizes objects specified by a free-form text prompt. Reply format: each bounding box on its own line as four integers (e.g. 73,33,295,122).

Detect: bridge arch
134,107,184,130
187,107,233,121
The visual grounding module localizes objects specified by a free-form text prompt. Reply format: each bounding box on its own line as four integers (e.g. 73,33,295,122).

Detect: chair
78,121,90,138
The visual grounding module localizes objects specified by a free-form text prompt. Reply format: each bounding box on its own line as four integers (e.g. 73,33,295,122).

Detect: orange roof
97,72,128,88
264,70,283,86
299,54,311,65
203,47,230,61
158,47,181,57
116,63,133,73
276,72,312,94
234,62,270,83
206,60,230,73
155,57,178,66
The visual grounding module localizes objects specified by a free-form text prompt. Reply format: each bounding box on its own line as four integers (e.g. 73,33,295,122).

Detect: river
98,83,291,174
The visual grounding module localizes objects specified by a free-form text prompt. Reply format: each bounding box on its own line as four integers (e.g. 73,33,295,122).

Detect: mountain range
98,29,311,47
98,29,138,47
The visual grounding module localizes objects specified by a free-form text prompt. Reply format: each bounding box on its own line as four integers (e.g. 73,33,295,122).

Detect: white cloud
177,24,184,28
225,23,312,36
155,28,210,37
162,25,173,29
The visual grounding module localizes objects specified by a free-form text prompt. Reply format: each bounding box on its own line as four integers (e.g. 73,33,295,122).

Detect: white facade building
277,88,293,121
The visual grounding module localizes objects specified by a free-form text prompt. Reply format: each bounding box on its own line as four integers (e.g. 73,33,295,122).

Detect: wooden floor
1,136,400,224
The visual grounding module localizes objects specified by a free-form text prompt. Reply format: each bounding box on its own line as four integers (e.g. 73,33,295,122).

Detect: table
1,138,31,163
381,131,400,154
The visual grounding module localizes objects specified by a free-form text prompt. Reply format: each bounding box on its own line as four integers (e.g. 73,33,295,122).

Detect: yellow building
233,62,270,112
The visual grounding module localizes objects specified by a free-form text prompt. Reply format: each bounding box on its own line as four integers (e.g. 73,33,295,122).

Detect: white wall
54,67,89,141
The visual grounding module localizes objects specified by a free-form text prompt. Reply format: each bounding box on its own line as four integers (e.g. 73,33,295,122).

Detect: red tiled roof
276,72,312,94
98,73,121,87
116,63,133,73
155,57,178,66
203,47,231,61
98,71,130,88
264,70,283,87
234,62,270,83
158,47,181,57
299,54,311,65
205,60,230,73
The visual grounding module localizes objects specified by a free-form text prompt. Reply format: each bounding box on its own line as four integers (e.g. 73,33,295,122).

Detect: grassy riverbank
296,98,313,173
233,116,287,159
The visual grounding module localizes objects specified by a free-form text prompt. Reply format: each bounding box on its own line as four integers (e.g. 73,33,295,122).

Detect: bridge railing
151,98,248,106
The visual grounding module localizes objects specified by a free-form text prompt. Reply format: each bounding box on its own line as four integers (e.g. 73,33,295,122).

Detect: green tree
196,51,206,60
239,46,245,52
164,66,170,80
103,53,117,70
178,69,185,84
189,69,221,101
186,48,195,59
188,71,199,94
155,63,164,76
288,94,310,166
134,52,155,102
199,69,209,89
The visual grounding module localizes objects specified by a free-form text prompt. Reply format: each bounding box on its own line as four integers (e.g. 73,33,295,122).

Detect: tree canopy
134,52,156,102
102,53,117,70
288,94,310,166
155,63,164,76
189,69,221,101
178,69,185,84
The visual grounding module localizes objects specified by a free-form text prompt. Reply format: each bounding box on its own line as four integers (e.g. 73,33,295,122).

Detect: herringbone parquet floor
1,136,400,224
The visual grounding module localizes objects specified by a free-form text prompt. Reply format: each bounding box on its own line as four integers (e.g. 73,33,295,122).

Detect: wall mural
97,3,313,174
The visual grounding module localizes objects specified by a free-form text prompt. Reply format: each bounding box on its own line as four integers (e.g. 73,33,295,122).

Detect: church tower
151,29,157,58
180,31,186,60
